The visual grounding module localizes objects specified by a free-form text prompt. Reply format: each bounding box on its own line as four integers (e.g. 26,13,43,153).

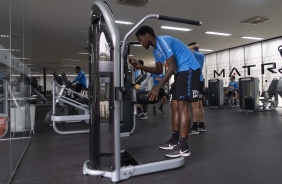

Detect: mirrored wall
0,0,32,183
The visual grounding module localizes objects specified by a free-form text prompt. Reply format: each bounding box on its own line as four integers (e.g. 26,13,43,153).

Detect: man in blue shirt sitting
129,25,201,158
225,75,239,105
71,66,87,92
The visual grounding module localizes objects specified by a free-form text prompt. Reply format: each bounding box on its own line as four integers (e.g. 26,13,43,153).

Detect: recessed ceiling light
133,44,142,47
0,35,10,38
205,31,231,36
78,52,89,55
199,49,213,52
115,20,134,25
14,58,30,60
241,36,263,40
128,55,134,57
0,49,21,51
61,65,76,67
62,59,82,61
161,26,192,32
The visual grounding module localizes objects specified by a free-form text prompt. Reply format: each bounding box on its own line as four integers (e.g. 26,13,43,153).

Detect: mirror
0,0,32,183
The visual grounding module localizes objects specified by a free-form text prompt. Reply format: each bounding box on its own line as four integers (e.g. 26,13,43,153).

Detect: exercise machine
208,79,224,108
45,72,90,135
239,77,260,112
82,0,202,182
259,78,279,111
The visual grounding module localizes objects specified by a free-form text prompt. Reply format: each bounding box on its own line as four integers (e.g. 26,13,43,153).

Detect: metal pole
43,68,46,97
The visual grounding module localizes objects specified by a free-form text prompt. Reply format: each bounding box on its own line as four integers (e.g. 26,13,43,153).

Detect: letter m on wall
214,69,225,78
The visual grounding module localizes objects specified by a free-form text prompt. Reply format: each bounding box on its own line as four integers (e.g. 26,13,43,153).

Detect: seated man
134,60,151,120
225,75,239,106
71,66,87,93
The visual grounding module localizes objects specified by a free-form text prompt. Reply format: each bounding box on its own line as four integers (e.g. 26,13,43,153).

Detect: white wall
204,37,282,107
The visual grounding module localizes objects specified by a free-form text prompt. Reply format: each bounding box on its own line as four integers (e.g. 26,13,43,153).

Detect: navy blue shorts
171,68,201,102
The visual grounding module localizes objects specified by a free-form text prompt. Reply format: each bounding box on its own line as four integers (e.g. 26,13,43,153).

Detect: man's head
188,42,200,51
230,75,235,81
75,66,81,73
135,25,156,49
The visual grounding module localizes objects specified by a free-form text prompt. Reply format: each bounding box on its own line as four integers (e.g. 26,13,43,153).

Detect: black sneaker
191,123,199,135
165,144,190,157
198,126,206,132
159,139,178,150
138,113,148,120
136,112,144,117
153,110,156,115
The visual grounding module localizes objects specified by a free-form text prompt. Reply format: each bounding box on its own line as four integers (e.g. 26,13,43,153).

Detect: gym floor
11,105,282,184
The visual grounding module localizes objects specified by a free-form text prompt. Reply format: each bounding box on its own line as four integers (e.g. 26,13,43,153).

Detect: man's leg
191,101,200,134
198,81,206,131
165,100,190,157
153,104,156,115
159,80,179,150
158,89,166,114
138,104,148,119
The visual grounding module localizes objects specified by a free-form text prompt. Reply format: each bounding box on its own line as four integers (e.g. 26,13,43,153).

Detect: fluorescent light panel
161,26,191,32
0,35,10,38
0,49,21,51
128,55,134,57
115,20,134,25
205,31,231,36
78,52,89,55
199,49,213,52
62,59,82,61
61,65,76,67
133,44,142,47
241,36,263,40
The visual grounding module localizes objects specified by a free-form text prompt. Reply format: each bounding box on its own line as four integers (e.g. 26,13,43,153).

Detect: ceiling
2,0,282,75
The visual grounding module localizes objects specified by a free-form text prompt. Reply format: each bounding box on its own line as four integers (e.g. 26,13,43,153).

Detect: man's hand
147,87,160,101
129,58,142,69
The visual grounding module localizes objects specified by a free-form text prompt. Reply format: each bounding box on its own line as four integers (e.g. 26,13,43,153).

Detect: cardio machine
82,0,202,182
45,72,90,134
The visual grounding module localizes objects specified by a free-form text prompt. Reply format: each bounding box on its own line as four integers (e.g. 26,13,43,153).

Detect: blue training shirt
193,50,205,81
151,73,164,87
228,81,238,91
153,36,200,73
72,71,87,88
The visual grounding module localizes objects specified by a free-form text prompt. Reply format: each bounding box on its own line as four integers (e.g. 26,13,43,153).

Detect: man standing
129,25,200,157
71,66,87,92
188,42,206,134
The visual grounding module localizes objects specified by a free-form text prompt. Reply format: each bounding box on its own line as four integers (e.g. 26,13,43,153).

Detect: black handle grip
158,15,202,26
278,45,282,51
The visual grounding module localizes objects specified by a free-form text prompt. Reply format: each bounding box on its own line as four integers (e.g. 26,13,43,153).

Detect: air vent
116,0,151,7
241,16,272,25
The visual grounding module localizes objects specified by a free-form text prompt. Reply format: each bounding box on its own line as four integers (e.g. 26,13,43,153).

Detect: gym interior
1,0,282,183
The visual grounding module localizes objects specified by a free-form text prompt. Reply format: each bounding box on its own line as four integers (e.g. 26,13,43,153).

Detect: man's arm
154,56,177,89
147,55,177,100
72,72,82,83
129,58,163,74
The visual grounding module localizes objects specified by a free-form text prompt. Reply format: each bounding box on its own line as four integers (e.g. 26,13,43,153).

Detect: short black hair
188,42,197,46
75,66,81,70
138,60,144,66
231,75,235,80
135,25,156,37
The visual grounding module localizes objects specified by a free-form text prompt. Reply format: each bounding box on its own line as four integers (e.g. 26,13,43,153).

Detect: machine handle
158,15,202,26
278,45,282,51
